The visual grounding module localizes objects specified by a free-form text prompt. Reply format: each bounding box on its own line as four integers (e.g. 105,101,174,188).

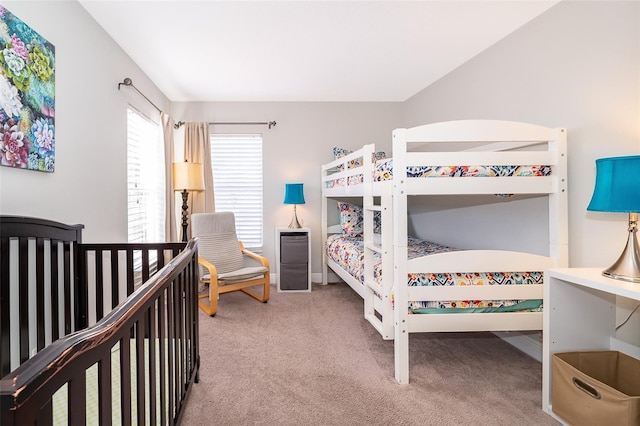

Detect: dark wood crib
0,216,200,425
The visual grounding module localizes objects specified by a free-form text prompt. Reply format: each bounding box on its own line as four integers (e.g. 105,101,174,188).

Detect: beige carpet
181,283,559,425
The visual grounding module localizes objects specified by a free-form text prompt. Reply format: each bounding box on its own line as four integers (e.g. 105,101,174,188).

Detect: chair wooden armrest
239,241,270,269
197,256,218,283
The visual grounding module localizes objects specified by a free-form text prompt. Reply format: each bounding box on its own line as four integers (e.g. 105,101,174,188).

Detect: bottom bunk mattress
325,234,543,313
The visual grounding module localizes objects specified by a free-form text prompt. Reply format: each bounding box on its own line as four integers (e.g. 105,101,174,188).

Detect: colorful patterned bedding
325,159,551,189
325,234,543,313
375,159,551,181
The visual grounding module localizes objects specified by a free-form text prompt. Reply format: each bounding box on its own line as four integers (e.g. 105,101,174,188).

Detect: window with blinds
127,107,165,244
210,134,263,251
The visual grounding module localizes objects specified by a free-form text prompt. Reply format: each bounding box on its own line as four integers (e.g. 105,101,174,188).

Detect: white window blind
127,107,165,244
210,134,263,251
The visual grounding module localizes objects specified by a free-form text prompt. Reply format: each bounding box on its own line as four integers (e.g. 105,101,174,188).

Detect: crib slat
95,249,104,322
126,250,135,297
157,248,166,269
35,397,53,425
136,319,146,425
36,237,46,352
167,282,175,419
182,273,188,394
121,335,132,426
148,305,157,426
65,240,76,333
189,257,200,383
174,277,182,408
98,352,112,426
111,250,119,309
159,290,167,426
0,234,10,376
18,238,29,365
50,240,60,342
184,270,192,377
68,372,87,425
142,249,150,283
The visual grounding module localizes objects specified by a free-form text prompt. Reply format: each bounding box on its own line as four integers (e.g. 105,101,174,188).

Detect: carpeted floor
181,282,559,425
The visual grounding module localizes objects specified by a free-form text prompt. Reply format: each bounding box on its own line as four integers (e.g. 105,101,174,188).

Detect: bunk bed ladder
363,207,385,338
321,164,329,285
362,145,395,340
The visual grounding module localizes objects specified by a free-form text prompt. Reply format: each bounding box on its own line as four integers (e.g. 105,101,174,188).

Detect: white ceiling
79,1,559,102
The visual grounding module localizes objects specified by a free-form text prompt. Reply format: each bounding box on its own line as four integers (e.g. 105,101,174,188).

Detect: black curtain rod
117,78,277,130
173,120,277,130
117,77,162,114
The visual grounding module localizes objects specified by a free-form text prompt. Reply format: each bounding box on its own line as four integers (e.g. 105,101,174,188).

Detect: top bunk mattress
326,158,551,189
375,159,551,180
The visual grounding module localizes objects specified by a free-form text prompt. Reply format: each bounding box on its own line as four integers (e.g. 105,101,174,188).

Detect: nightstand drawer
280,234,308,264
280,263,309,291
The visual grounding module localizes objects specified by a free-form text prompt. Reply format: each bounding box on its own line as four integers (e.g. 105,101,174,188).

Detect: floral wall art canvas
0,6,55,172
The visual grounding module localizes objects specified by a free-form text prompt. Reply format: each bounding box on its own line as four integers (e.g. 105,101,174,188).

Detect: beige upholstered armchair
192,212,270,316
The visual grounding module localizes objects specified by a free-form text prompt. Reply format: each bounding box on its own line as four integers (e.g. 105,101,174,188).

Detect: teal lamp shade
284,183,305,228
587,155,640,213
587,155,640,283
284,183,305,205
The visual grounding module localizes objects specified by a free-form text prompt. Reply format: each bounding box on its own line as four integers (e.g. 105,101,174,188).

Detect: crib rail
0,239,200,425
1,214,188,377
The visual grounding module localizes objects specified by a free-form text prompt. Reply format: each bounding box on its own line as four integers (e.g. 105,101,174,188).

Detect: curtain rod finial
118,77,133,90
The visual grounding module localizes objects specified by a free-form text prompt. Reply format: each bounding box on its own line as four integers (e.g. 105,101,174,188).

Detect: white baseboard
493,331,542,362
312,272,340,284
271,272,339,286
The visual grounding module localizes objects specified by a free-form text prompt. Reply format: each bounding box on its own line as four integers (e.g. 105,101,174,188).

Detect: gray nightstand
275,227,311,292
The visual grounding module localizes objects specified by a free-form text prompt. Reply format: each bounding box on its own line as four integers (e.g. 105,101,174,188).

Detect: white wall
0,1,170,242
402,0,640,268
170,101,400,274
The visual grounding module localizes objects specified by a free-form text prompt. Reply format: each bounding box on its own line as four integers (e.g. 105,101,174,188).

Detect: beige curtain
184,122,215,215
162,113,179,242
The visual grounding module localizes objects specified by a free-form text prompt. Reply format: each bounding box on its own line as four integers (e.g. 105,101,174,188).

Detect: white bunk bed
320,119,568,384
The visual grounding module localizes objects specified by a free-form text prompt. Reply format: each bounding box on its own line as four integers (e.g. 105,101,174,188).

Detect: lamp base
602,213,640,283
288,205,302,229
181,189,190,242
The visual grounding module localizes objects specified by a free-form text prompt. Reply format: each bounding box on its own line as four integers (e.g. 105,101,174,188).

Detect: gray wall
402,0,640,268
0,1,171,243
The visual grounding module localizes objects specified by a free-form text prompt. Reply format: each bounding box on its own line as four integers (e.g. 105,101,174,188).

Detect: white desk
542,267,640,423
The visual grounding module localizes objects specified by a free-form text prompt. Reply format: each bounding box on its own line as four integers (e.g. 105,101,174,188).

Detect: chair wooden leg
263,274,270,301
239,273,270,303
209,280,219,315
199,275,269,316
197,296,215,317
197,280,219,316
240,288,268,303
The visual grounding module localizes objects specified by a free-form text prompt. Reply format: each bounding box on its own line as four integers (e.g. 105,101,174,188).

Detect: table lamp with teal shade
587,155,640,282
284,183,305,229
